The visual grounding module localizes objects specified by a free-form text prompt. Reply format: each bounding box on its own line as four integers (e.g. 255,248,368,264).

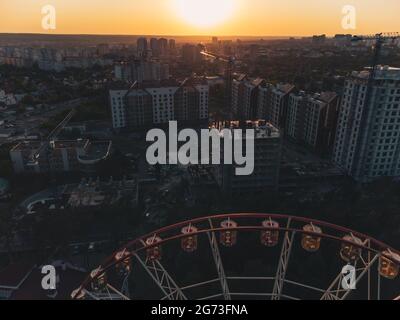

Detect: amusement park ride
71,213,400,300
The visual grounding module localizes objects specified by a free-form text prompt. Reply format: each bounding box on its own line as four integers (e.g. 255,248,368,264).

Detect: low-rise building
10,139,112,174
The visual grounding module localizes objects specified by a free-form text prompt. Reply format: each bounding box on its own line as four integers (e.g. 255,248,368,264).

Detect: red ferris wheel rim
73,213,400,299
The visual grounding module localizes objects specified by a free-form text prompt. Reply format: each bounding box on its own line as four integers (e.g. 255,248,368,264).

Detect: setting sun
175,0,236,28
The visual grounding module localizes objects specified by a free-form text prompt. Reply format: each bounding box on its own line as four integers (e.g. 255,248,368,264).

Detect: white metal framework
72,214,400,301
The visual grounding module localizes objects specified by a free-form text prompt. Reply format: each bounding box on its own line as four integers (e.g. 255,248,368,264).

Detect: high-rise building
231,75,265,120
287,91,339,154
150,38,160,57
137,37,148,58
175,77,209,122
286,91,308,142
158,38,169,57
257,83,295,130
110,77,209,129
214,120,282,195
333,66,400,181
169,39,176,53
231,75,295,127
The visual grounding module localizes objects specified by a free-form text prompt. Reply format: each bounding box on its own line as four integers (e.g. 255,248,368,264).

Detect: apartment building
231,75,265,120
333,66,400,181
287,91,339,154
110,77,209,129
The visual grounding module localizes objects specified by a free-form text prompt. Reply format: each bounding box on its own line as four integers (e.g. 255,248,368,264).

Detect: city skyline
0,0,399,36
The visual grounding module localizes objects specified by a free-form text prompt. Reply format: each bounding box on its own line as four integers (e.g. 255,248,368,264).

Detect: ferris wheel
71,213,400,300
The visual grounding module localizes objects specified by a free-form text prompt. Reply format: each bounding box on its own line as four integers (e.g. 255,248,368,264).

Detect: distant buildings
169,39,176,52
137,37,148,57
109,77,209,129
214,120,282,195
150,38,160,58
287,91,339,154
312,34,327,45
10,139,112,174
114,59,170,83
0,46,113,71
0,90,20,107
333,66,400,181
158,38,169,57
181,44,204,64
136,37,176,59
333,34,353,47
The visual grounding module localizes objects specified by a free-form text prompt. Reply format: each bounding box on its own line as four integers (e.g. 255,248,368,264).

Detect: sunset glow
175,0,236,28
0,0,398,36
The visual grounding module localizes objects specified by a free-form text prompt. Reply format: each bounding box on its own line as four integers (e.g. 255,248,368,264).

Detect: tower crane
351,32,399,79
200,51,236,112
27,108,76,199
28,108,76,166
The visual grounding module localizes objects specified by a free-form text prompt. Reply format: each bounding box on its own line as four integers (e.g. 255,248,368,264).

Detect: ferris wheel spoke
81,288,101,300
106,283,131,300
134,253,187,300
272,218,295,300
207,218,231,300
120,273,131,298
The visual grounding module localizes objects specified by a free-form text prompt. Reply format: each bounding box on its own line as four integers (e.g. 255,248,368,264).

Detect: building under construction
10,139,112,174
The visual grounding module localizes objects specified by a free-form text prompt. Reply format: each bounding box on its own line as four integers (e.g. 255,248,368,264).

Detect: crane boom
200,51,231,63
201,51,236,112
29,108,76,163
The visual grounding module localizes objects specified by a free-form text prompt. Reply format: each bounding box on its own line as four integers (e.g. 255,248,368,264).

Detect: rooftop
78,140,112,164
352,65,400,80
310,91,338,104
211,120,280,139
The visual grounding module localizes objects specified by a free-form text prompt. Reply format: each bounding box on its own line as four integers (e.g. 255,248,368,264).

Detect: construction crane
351,32,399,73
348,32,400,176
28,108,76,166
201,51,236,111
25,108,76,200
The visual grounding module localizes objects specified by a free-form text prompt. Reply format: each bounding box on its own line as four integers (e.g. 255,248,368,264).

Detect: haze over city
0,0,399,36
0,0,399,305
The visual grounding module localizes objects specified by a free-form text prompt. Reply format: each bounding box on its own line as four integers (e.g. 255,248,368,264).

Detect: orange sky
0,0,399,36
